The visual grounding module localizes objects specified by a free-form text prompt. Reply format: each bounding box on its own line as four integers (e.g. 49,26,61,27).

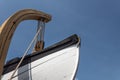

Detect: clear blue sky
0,0,120,80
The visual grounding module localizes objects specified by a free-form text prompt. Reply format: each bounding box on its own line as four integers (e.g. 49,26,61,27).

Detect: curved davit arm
0,9,51,78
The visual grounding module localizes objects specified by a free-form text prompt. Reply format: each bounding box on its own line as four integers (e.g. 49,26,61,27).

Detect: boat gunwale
3,34,80,75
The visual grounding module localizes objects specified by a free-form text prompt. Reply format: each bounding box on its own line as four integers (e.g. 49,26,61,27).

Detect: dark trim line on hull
2,34,80,75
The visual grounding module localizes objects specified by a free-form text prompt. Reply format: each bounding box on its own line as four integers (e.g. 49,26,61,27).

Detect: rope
8,21,42,80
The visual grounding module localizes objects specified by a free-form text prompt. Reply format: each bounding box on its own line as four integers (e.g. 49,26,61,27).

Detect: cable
8,21,42,80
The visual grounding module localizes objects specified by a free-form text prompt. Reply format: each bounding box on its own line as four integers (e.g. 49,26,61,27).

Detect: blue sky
0,0,120,80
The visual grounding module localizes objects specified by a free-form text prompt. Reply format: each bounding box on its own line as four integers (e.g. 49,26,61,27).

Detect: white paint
2,44,79,80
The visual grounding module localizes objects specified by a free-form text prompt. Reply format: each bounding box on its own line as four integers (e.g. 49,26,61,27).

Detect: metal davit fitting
0,9,51,79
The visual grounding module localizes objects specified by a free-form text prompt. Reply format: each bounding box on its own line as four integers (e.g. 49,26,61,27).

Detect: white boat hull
2,44,79,80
